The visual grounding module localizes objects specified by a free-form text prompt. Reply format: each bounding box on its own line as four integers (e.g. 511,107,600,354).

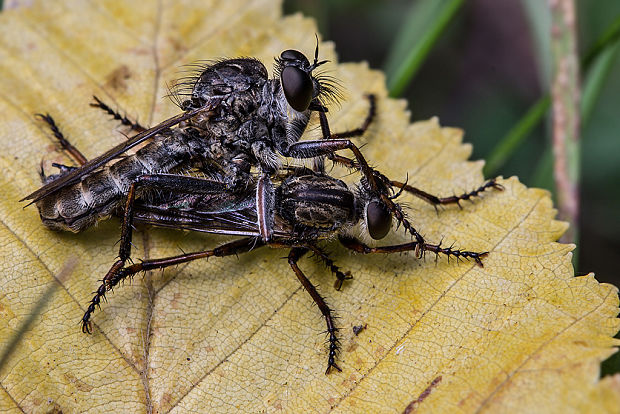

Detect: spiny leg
37,96,148,178
306,244,352,291
36,96,148,168
324,150,502,209
82,181,141,330
35,102,147,182
82,237,263,333
35,113,88,166
288,247,341,374
377,176,504,257
390,178,504,210
338,235,489,267
91,95,146,132
81,174,230,333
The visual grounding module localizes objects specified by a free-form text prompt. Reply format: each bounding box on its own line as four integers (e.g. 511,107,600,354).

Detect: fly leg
283,138,384,196
307,244,352,291
82,237,264,334
35,113,88,166
90,95,146,132
389,178,504,211
35,105,139,184
311,94,376,172
324,94,376,140
288,247,342,374
338,235,489,267
81,174,229,333
324,150,502,211
35,113,87,185
36,95,146,176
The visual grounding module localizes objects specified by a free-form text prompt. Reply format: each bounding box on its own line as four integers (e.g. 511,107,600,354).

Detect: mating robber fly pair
22,44,501,374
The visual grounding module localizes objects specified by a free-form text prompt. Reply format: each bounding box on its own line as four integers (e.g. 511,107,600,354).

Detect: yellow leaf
0,1,619,413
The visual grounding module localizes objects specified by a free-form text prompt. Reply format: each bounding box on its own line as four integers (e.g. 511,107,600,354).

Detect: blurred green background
284,0,620,376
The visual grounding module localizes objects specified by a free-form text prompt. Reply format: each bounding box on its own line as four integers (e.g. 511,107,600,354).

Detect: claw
81,319,92,334
325,362,342,375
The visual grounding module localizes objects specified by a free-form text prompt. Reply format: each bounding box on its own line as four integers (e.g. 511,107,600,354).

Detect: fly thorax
276,174,356,232
262,81,310,154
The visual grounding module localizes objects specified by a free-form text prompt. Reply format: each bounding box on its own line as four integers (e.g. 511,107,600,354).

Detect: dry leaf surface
0,1,619,413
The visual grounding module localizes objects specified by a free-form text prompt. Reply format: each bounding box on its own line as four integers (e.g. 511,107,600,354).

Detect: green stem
581,39,620,125
483,96,551,177
582,15,620,69
387,0,464,97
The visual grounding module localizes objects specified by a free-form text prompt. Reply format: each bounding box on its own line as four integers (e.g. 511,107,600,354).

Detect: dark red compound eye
365,200,392,240
281,66,313,112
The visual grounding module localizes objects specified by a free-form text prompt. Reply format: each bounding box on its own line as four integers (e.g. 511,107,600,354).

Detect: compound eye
365,200,392,240
281,66,313,112
280,49,308,63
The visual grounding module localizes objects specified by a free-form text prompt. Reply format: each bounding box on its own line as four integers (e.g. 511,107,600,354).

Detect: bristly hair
165,60,220,109
314,68,345,109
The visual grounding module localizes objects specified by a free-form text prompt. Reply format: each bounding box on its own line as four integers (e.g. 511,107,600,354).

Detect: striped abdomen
36,130,197,232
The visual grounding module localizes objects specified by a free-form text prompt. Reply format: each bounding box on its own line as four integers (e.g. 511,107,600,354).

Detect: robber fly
22,42,378,242
78,167,501,374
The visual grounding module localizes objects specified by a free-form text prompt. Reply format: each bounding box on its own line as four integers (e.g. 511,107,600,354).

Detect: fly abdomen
36,131,197,232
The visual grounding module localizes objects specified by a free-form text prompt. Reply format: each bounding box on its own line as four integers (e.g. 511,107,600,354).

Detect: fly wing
133,188,259,237
134,207,262,237
21,106,206,205
132,189,293,239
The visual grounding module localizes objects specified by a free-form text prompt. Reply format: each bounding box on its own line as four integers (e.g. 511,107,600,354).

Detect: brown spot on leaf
63,372,94,393
171,292,183,309
374,345,386,358
346,342,358,353
167,36,188,54
402,376,442,413
104,65,132,92
160,392,174,408
340,374,358,388
46,404,63,414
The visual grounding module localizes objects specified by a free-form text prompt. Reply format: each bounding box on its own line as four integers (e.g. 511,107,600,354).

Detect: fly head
364,199,392,240
275,47,341,113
